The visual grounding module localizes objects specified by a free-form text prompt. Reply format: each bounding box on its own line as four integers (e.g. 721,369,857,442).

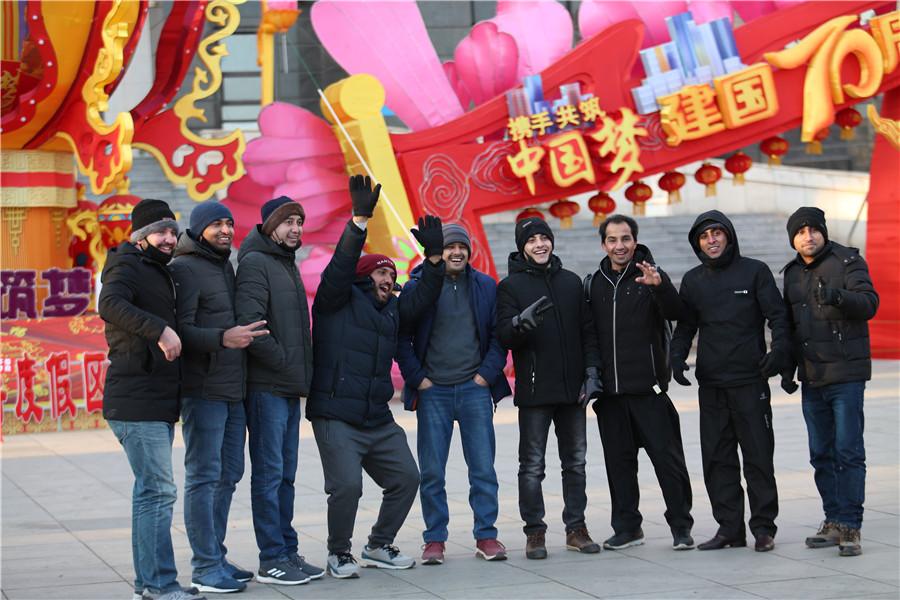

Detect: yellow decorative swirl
867,104,900,150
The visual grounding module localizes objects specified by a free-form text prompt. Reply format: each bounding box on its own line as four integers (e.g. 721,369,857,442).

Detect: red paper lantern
624,180,652,216
516,207,545,222
835,107,863,140
658,171,686,204
588,192,616,227
806,127,830,154
548,199,580,229
694,162,722,197
724,152,752,186
760,136,789,165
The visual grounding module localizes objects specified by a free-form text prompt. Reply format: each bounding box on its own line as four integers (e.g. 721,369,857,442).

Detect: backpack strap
583,272,594,303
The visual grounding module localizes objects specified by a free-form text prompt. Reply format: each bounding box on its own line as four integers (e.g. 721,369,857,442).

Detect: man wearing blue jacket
397,224,511,566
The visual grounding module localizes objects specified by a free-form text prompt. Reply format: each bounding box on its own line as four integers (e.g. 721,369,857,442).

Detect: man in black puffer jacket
497,217,602,560
235,195,319,585
671,210,789,553
585,214,694,552
99,199,202,600
307,175,425,579
171,201,268,592
782,207,878,557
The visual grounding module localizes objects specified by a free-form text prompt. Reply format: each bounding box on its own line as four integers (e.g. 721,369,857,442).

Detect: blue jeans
801,381,866,529
246,391,300,562
417,379,499,542
107,420,181,595
182,398,246,580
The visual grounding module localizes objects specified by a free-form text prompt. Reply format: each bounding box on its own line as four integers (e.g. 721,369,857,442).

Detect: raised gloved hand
671,355,691,386
511,296,553,333
349,174,381,218
411,215,443,258
578,367,603,408
759,348,787,378
815,277,842,306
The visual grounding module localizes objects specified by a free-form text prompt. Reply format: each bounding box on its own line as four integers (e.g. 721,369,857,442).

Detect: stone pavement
2,361,898,600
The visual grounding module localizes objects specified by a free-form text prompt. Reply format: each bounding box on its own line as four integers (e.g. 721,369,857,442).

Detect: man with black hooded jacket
671,210,789,553
585,214,694,552
497,217,603,560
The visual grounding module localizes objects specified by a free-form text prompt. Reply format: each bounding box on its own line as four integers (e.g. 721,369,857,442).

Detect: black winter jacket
170,231,243,402
306,221,398,428
98,242,180,422
587,245,683,395
671,211,789,388
783,241,878,387
235,226,312,398
497,252,600,407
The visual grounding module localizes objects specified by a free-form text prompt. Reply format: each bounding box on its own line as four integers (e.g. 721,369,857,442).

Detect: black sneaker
289,554,325,580
603,529,645,550
257,557,311,585
672,530,695,550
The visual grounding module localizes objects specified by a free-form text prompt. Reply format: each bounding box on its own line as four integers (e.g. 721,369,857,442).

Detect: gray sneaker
257,557,311,585
360,544,415,569
142,589,206,600
289,554,325,580
805,521,841,548
327,552,360,579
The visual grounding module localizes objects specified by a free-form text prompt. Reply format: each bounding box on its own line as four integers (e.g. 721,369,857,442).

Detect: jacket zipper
599,262,631,394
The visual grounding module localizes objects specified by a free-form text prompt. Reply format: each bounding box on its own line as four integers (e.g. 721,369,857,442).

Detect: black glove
759,348,787,378
411,215,443,258
578,367,603,408
815,277,842,306
511,296,553,333
780,364,798,394
672,355,691,386
349,174,381,218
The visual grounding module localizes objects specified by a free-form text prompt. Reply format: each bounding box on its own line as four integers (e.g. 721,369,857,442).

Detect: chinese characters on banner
1,268,92,319
8,352,108,425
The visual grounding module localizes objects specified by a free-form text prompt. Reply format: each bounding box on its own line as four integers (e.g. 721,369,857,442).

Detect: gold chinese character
530,111,554,136
714,63,779,129
507,116,533,142
507,141,546,195
555,104,581,129
871,11,900,74
588,109,647,191
579,97,604,123
545,132,596,188
658,84,725,146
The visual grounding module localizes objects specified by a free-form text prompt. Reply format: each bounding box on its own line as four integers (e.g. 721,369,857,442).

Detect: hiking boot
839,526,862,557
566,528,601,553
257,557,310,585
327,552,360,578
754,533,775,552
361,544,416,569
289,554,325,580
525,531,548,560
421,541,446,565
475,538,508,561
223,562,254,583
672,530,695,550
805,521,841,548
603,529,645,550
190,574,246,594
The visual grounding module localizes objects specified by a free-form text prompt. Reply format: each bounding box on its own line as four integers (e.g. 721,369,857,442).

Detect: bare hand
158,326,182,362
223,320,269,349
418,377,434,391
473,374,489,387
635,261,662,286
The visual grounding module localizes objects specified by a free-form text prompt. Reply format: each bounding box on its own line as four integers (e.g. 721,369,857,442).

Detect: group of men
99,175,878,600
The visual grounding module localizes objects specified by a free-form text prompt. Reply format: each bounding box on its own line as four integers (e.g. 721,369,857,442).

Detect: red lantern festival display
624,180,652,216
516,207,545,222
548,199,580,229
694,162,722,197
587,192,616,227
806,127,831,154
835,107,863,140
724,152,752,185
658,171,686,204
760,136,790,165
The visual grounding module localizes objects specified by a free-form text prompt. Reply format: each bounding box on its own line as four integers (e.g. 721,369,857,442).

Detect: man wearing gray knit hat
397,222,511,565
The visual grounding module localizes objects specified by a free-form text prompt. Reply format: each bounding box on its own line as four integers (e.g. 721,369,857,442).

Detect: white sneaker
360,544,415,569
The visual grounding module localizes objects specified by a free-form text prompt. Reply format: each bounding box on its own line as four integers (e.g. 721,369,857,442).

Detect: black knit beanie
787,207,828,248
515,217,555,254
130,199,178,243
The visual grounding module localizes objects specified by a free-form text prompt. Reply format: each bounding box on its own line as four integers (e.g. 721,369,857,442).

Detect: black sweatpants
594,392,693,536
698,382,778,539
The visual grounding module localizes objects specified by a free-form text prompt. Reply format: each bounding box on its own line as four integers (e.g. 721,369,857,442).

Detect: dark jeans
801,381,866,530
246,391,300,562
518,403,588,535
698,382,778,539
595,393,693,535
182,398,246,580
312,418,420,554
417,379,499,542
107,420,182,595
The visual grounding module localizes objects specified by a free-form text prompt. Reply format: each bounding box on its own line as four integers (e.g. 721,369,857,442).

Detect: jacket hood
237,224,297,262
688,210,740,266
174,230,230,262
599,243,654,277
507,251,562,276
102,241,169,282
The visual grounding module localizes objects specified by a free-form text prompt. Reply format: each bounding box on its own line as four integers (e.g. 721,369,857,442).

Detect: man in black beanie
99,199,204,600
782,207,878,557
170,200,269,592
496,216,603,559
235,195,322,585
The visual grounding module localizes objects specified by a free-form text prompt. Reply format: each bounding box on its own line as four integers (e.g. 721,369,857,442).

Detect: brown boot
805,521,841,548
525,531,547,559
838,526,862,557
566,527,601,553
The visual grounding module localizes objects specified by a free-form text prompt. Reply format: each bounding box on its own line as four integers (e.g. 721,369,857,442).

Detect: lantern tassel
561,216,573,229
733,172,745,185
806,140,823,154
593,214,603,227
705,182,717,197
840,127,855,141
767,155,782,166
668,189,681,204
633,201,646,216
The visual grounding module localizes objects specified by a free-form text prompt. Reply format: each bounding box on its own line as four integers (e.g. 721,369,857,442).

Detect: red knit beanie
355,254,397,280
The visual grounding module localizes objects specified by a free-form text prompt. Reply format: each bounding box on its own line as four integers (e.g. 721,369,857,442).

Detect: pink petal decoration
221,174,275,246
453,22,519,106
732,1,777,23
632,1,689,46
311,0,464,130
578,1,641,42
443,60,473,110
489,0,573,79
687,1,733,24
